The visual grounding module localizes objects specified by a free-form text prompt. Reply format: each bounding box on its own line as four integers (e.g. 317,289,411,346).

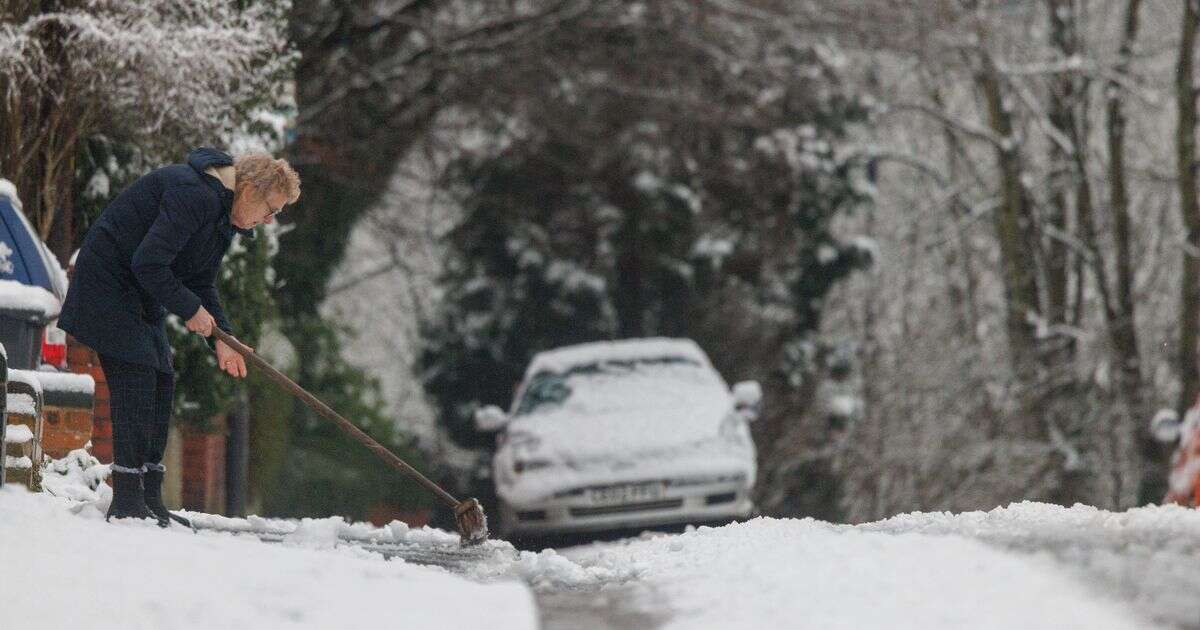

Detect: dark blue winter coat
59,148,253,373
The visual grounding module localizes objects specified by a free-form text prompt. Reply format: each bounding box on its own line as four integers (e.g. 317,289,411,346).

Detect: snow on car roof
525,337,712,377
0,179,20,211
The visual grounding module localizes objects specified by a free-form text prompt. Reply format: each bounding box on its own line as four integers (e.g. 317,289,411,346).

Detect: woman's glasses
262,194,284,220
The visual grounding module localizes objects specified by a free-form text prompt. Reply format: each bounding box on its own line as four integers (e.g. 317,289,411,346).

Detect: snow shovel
210,328,489,546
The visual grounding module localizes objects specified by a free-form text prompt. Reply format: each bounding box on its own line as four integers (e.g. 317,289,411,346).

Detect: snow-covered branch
881,102,1005,149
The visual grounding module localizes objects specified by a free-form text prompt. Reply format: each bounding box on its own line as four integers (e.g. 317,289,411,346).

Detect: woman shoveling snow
58,148,300,526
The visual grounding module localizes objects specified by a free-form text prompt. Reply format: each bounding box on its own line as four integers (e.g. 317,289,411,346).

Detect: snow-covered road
5,484,1199,629
539,504,1200,630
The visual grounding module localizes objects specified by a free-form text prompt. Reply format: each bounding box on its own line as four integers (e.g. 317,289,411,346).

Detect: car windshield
514,356,702,417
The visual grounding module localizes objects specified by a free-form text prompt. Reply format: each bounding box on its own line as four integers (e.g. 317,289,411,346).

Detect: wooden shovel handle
211,328,461,509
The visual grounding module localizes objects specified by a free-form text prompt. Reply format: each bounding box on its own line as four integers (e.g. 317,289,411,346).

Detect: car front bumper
498,480,754,537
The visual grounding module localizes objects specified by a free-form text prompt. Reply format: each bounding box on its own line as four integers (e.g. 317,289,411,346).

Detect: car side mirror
1151,409,1182,444
732,381,762,420
474,405,510,432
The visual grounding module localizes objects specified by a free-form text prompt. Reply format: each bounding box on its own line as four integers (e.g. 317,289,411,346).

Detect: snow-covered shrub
39,447,109,503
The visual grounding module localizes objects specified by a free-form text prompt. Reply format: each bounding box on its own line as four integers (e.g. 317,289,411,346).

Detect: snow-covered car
1153,404,1200,506
475,338,760,538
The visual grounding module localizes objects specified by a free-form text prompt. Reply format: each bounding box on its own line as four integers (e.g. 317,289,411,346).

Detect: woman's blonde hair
234,153,301,205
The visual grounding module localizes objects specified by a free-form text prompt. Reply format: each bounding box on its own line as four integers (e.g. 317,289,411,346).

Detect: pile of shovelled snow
182,510,503,551
0,487,536,630
556,507,1164,630
176,511,638,590
470,545,643,590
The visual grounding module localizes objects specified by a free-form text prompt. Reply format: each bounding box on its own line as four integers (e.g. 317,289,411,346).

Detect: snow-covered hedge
0,1,292,151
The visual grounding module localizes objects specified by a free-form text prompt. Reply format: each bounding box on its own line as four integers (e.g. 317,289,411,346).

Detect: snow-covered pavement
0,486,536,630
6,481,1200,629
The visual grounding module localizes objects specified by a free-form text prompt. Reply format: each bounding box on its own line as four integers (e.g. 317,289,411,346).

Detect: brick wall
40,407,93,459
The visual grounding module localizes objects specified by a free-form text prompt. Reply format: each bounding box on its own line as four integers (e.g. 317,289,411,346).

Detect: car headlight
669,472,748,487
719,413,750,447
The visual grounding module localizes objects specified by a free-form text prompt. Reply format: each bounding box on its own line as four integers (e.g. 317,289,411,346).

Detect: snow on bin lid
525,337,712,377
0,279,60,319
34,371,94,394
0,179,67,302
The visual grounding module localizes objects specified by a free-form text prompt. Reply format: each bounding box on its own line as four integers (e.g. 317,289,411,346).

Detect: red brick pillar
181,419,226,514
66,335,111,464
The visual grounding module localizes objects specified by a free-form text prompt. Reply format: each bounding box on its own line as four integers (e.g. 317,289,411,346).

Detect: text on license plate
589,482,665,505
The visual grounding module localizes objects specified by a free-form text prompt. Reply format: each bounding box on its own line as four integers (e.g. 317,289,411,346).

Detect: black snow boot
143,467,191,529
106,470,154,522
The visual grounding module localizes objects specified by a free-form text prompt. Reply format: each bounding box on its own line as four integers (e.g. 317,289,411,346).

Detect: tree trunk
1108,0,1146,408
927,80,982,343
1042,0,1097,506
1107,0,1146,409
45,150,76,263
1044,0,1077,367
1105,0,1158,505
978,56,1043,434
1176,0,1200,415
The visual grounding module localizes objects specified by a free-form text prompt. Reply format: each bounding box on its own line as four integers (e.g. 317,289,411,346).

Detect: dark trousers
97,354,175,472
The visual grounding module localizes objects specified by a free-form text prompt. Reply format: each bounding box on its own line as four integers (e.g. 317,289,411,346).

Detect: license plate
588,482,664,505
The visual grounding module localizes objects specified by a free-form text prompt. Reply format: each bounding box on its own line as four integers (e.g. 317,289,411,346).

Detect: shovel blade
454,498,489,546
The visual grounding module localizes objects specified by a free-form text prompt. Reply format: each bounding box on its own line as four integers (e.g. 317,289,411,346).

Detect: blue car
0,180,68,370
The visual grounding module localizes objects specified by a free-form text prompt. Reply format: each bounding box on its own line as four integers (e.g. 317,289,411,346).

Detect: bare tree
803,0,1184,516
